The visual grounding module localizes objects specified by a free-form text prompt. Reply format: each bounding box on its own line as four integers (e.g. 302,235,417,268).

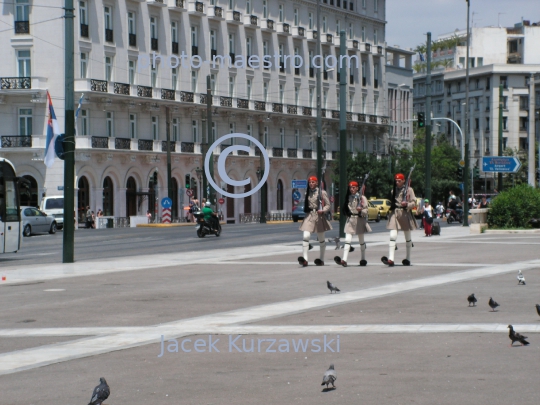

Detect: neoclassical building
0,0,392,223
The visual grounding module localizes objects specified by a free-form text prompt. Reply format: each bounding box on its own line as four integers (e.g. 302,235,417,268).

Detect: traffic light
457,166,463,180
473,167,480,179
418,112,425,128
185,174,190,188
153,171,158,184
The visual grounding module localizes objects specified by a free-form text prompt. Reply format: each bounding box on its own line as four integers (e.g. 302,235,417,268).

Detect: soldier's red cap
348,181,359,187
394,173,405,180
308,176,318,182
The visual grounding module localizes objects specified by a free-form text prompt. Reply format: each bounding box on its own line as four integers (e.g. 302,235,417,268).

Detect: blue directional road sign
482,156,522,173
292,180,308,189
292,190,302,201
161,197,173,208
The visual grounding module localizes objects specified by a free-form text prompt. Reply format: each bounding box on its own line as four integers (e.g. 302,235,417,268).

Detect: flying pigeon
321,364,337,389
517,270,526,285
467,293,477,307
327,281,340,294
488,297,500,312
328,237,341,250
508,325,529,347
536,304,540,317
88,377,110,405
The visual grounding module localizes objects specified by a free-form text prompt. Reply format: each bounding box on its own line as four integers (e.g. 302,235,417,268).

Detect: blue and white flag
44,91,61,168
74,93,84,136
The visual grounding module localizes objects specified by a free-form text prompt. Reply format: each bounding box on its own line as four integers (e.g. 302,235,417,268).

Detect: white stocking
317,232,326,261
302,231,310,260
388,230,398,261
358,234,366,260
404,230,412,261
342,233,353,262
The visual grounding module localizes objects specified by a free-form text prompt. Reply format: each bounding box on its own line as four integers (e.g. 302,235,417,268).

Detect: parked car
39,195,64,229
366,201,381,222
21,206,57,237
370,199,391,219
292,199,306,222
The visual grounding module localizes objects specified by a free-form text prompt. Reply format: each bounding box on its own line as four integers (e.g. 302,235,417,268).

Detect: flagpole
63,0,76,263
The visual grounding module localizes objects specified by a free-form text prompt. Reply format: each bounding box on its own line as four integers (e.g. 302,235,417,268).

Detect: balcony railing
287,148,297,158
265,19,274,30
138,139,153,151
326,34,333,43
180,91,194,102
1,77,31,89
137,85,153,98
254,101,266,111
321,109,327,118
377,46,383,54
220,143,231,152
364,43,371,52
302,149,313,159
200,94,213,104
347,113,353,121
112,82,130,96
272,147,284,157
105,28,113,42
358,113,366,122
282,23,290,33
250,15,258,25
303,107,312,116
129,33,137,47
115,138,131,150
162,141,176,152
220,96,232,107
238,150,249,156
213,6,223,17
237,98,249,109
92,136,109,149
369,115,377,124
273,103,283,113
195,1,204,13
1,136,32,148
332,110,340,119
233,11,241,21
332,151,338,160
380,116,390,125
161,89,175,100
181,142,194,152
90,79,107,92
175,0,184,7
352,40,359,49
297,27,305,37
15,21,30,34
80,23,89,38
287,105,298,114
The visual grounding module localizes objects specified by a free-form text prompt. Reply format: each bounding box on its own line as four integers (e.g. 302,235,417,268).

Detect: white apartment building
0,0,389,223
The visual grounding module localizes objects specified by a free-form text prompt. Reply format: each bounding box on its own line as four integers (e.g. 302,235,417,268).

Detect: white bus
0,158,22,253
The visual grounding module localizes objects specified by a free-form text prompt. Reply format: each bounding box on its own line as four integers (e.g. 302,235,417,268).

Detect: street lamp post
463,0,471,226
195,167,203,203
316,0,323,185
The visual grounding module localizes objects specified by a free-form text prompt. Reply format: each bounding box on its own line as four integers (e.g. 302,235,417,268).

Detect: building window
246,37,252,58
362,0,367,8
80,110,88,135
247,79,252,100
228,0,234,9
374,29,378,45
15,0,30,25
129,60,135,85
309,87,314,107
17,50,31,77
211,122,216,143
295,129,299,149
485,117,490,131
348,23,353,39
279,84,284,103
263,126,268,147
263,0,267,18
322,16,327,33
246,0,251,14
172,67,177,90
362,94,367,113
263,81,268,101
151,64,158,87
246,124,252,145
308,13,313,30
361,60,366,85
210,73,216,92
171,21,178,43
294,8,299,26
229,33,235,60
106,111,114,137
323,89,328,108
191,26,198,47
79,1,88,25
104,6,112,39
210,30,217,54
191,70,198,92
374,0,378,12
151,116,159,140
105,56,113,81
374,63,379,88
228,76,235,97
192,120,198,142
295,86,299,106
129,113,137,138
502,117,507,130
279,4,284,23
349,93,354,111
374,95,378,115
172,118,178,142
80,52,87,79
361,26,366,42
349,134,353,150
280,128,285,148
128,11,136,39
19,108,32,136
336,19,340,35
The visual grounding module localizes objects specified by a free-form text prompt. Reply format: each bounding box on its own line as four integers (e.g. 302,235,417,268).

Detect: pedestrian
85,205,92,229
435,201,444,218
381,173,418,266
297,176,332,267
146,210,152,222
333,180,372,267
91,211,96,229
97,209,104,217
419,199,433,237
478,195,489,209
190,198,200,223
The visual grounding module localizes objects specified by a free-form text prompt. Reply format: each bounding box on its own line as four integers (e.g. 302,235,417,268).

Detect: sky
386,0,539,51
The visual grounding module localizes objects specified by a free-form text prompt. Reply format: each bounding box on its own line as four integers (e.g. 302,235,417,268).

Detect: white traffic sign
186,189,193,197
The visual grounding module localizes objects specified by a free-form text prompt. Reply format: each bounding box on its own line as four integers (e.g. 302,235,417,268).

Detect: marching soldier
334,180,372,267
298,176,332,266
381,172,418,266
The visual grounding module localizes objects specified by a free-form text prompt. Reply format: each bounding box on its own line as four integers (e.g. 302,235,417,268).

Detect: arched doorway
126,177,137,216
20,175,38,207
103,176,114,216
171,178,178,218
227,184,235,222
78,176,89,223
277,179,284,210
243,182,252,214
148,172,157,218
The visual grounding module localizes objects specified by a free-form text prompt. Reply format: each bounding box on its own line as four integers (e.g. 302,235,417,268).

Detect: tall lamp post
195,167,203,202
316,0,323,186
463,0,471,226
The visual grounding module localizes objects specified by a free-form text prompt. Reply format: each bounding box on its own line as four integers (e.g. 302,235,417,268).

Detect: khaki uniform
386,187,418,231
299,188,333,233
344,194,372,235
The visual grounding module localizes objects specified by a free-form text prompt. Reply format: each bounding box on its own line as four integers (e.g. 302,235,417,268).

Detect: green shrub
487,184,540,229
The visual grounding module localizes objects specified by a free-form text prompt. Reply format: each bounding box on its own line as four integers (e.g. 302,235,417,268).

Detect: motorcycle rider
448,195,463,221
435,201,444,218
202,201,219,231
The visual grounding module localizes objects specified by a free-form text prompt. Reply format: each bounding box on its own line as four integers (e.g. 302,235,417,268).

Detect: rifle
355,171,370,207
318,161,327,211
402,164,416,203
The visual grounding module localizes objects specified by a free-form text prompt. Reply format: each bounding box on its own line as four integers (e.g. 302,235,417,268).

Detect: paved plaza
1,226,539,405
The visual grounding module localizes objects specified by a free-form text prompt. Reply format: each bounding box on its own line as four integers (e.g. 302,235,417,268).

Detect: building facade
0,0,390,223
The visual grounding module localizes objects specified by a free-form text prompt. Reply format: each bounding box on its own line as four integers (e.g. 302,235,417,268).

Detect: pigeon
328,237,341,250
517,270,526,285
327,281,340,294
88,377,110,405
467,293,477,307
321,364,337,389
508,325,529,347
488,297,499,312
536,304,540,317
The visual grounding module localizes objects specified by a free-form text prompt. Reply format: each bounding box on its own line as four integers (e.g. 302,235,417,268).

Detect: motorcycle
445,208,463,224
194,211,222,238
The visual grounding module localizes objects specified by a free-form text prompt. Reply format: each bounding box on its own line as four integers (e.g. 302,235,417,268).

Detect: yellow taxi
369,199,392,219
411,197,423,218
366,201,381,222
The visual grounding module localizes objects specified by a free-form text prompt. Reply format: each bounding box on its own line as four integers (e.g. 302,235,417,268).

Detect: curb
484,229,540,234
137,222,226,228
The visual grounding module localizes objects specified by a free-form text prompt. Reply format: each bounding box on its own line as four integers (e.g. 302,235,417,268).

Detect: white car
39,195,64,229
21,206,58,237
